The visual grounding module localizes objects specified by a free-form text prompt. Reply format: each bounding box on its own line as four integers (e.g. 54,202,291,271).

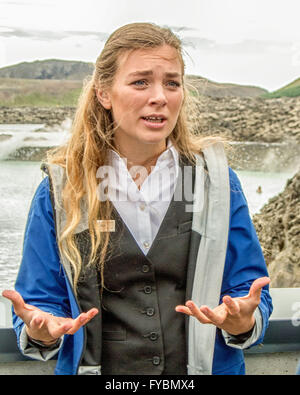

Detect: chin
139,130,171,144
139,137,167,146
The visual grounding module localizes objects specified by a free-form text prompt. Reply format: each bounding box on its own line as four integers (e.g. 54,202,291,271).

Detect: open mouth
141,116,166,123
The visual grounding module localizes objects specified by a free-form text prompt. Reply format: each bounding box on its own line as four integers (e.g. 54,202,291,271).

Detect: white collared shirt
105,140,179,255
20,140,263,354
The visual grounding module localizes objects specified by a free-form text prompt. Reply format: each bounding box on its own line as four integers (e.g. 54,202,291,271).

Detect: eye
166,81,181,88
132,80,148,88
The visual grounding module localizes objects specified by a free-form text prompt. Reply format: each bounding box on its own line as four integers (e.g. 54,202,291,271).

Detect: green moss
262,78,300,98
262,85,300,98
0,87,82,107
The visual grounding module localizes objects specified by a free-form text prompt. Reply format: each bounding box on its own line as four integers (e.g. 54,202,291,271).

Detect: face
97,45,184,155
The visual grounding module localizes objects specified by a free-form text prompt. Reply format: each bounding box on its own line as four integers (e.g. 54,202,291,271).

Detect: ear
96,88,112,110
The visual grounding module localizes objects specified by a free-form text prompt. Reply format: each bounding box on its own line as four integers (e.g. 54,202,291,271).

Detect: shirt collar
108,138,179,170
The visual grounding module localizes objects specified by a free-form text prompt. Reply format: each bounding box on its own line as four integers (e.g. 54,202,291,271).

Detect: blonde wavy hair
46,22,222,291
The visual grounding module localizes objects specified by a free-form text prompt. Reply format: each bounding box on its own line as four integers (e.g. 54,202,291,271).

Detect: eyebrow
127,70,182,78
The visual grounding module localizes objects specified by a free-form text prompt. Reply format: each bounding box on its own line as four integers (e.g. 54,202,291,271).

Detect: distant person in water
2,22,272,375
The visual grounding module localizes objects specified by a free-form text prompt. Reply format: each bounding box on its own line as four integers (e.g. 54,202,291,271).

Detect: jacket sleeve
220,168,273,348
13,176,71,359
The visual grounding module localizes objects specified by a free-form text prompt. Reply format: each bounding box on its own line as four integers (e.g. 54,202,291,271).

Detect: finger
185,301,212,324
47,319,74,339
66,308,99,335
86,308,99,319
199,305,226,326
2,290,34,317
66,314,88,335
76,312,93,327
222,295,240,315
2,290,24,308
248,277,270,303
30,315,45,331
175,305,193,316
81,308,99,325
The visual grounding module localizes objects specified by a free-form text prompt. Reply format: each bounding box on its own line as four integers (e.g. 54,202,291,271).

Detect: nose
148,85,167,107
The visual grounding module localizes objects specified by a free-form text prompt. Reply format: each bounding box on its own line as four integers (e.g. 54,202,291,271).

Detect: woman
2,22,272,375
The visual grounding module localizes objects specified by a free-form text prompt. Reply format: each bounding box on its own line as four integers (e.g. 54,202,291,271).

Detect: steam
0,119,71,160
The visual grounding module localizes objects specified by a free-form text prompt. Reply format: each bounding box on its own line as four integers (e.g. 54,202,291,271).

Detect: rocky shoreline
0,95,300,143
188,95,300,143
0,106,75,126
253,170,300,288
1,97,300,288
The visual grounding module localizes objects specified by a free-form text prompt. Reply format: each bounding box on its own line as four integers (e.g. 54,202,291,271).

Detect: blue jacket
13,166,272,375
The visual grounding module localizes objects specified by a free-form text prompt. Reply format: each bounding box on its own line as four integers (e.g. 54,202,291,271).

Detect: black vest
75,157,199,375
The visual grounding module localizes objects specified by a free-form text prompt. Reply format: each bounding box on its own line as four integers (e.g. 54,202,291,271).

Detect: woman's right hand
2,290,99,345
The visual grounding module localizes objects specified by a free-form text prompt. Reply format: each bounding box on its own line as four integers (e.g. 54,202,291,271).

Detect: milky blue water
0,123,296,290
0,159,294,291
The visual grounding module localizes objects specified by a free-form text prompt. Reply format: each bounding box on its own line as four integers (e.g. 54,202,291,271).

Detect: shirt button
150,332,158,341
144,286,152,294
143,241,150,249
152,356,161,366
146,307,155,316
142,265,150,273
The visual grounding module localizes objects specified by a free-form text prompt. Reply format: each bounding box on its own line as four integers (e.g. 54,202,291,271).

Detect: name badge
97,220,115,232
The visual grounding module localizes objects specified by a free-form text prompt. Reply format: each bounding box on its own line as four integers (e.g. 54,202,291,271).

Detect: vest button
152,356,161,366
146,307,155,316
149,332,158,341
144,286,152,294
142,265,150,273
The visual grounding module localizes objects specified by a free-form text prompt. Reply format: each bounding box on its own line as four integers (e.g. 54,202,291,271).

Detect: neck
112,139,168,190
114,141,168,173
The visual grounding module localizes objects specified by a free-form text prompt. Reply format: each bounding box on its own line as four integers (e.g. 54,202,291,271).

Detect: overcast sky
0,0,300,91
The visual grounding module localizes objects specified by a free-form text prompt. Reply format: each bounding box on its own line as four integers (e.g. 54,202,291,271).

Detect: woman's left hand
175,276,270,336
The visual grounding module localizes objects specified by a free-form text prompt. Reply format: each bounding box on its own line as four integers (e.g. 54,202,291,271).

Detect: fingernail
200,305,209,313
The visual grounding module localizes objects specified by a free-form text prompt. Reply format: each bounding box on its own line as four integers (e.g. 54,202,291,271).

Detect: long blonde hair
46,22,221,291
